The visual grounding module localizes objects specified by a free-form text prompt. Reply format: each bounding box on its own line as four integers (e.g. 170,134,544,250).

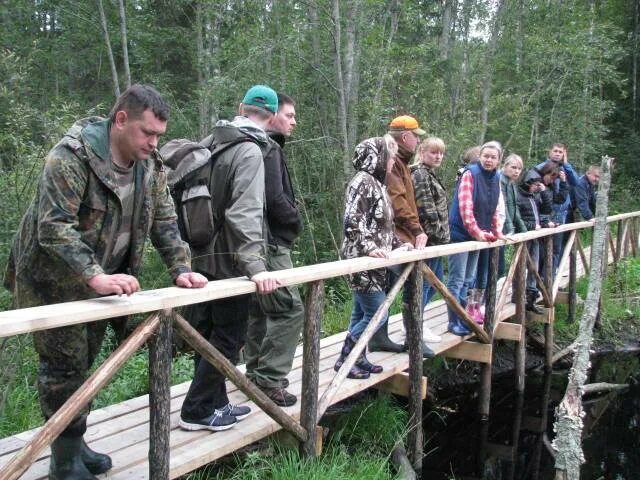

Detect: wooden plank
374,372,427,399
494,322,522,341
441,341,492,364
526,308,551,324
555,291,570,305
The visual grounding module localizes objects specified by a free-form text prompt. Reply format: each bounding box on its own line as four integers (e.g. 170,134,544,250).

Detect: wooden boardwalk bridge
0,213,637,479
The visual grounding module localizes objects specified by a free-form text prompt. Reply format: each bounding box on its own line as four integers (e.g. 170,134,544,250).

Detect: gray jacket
191,116,269,280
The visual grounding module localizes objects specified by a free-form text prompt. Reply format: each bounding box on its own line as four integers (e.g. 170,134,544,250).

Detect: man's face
116,109,167,162
270,103,297,137
421,147,444,168
400,131,420,153
549,146,565,163
479,147,500,171
586,170,600,185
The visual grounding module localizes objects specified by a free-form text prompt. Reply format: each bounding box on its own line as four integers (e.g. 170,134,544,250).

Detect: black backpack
160,134,253,247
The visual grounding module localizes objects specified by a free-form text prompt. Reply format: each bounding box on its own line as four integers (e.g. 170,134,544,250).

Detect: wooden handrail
1,212,639,338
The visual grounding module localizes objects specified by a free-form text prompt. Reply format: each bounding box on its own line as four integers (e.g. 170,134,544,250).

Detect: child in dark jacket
517,162,561,313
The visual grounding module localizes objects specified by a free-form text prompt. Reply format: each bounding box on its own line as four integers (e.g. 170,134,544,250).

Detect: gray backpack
161,135,253,247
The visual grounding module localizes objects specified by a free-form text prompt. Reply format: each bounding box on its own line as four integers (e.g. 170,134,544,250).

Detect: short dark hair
538,161,561,178
277,92,295,110
109,84,169,122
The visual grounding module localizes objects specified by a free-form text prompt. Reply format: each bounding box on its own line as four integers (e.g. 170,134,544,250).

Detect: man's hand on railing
175,272,208,288
368,248,388,258
251,271,282,294
88,273,141,296
414,233,428,249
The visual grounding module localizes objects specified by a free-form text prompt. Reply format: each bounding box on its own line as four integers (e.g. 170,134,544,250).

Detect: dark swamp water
421,352,640,479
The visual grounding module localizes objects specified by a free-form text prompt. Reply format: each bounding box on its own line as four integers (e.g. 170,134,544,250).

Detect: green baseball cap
242,85,278,114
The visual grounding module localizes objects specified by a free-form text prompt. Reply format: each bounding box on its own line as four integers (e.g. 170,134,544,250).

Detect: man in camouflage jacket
3,85,206,480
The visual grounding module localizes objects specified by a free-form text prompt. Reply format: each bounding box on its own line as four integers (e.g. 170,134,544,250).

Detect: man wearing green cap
179,85,281,432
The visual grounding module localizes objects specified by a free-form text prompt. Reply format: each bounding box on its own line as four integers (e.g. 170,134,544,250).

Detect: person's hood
213,115,269,146
519,167,542,194
72,117,110,161
352,137,388,183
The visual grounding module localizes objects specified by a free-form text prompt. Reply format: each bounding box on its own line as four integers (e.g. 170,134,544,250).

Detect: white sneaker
423,327,442,343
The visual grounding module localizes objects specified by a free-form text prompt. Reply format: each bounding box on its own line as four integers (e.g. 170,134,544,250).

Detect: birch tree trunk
516,0,524,75
440,0,456,60
633,0,639,126
196,1,222,137
98,0,120,98
552,155,614,480
332,0,351,177
344,0,361,153
478,0,504,144
118,0,131,88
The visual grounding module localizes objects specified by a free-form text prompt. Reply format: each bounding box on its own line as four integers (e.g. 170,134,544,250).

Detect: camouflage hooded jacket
410,163,450,246
4,117,191,306
341,137,401,293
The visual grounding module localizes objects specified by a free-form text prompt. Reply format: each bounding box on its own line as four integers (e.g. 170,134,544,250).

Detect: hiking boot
179,409,237,432
80,439,112,475
354,350,383,374
280,377,290,388
334,334,371,379
49,435,97,480
526,291,545,315
220,402,251,421
258,385,298,407
368,321,404,353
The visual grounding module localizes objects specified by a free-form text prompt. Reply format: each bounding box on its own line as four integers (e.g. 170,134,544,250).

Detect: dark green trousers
244,244,304,388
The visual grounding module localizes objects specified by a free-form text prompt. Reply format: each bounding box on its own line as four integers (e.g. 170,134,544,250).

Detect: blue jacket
536,159,579,223
572,175,597,220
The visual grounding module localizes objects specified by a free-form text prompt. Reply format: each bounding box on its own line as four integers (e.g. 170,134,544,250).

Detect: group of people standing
2,80,601,479
337,119,600,379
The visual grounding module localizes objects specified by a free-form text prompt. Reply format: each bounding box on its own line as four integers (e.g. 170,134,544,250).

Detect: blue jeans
348,290,388,339
423,257,444,306
474,249,489,290
447,250,480,325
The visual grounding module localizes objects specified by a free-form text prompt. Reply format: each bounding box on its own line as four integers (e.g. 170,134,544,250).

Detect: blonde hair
419,137,446,153
503,153,523,170
480,140,503,159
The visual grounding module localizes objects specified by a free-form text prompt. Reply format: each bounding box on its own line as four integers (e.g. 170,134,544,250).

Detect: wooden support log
610,227,619,263
442,341,492,363
421,263,491,343
316,264,413,423
493,244,524,328
405,265,424,477
478,247,498,419
543,236,554,370
173,313,308,442
582,382,629,395
524,246,552,308
0,312,161,480
514,244,527,393
552,231,577,301
576,234,590,276
375,372,427,399
149,310,172,480
299,280,324,458
274,426,324,457
494,322,522,341
568,238,578,323
630,219,638,257
555,291,570,304
390,443,417,480
620,220,630,258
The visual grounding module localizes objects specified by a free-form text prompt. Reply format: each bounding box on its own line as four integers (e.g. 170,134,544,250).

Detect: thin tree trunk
516,0,524,75
98,0,120,98
332,0,351,176
440,0,455,60
344,0,361,152
118,0,131,88
479,0,505,144
553,156,614,480
633,0,639,126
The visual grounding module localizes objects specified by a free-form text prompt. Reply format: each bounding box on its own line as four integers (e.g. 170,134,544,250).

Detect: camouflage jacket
342,138,401,293
4,117,191,306
410,163,450,245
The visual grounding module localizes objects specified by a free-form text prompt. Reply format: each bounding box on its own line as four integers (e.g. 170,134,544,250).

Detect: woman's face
421,147,444,168
479,147,500,171
503,162,523,181
542,173,556,185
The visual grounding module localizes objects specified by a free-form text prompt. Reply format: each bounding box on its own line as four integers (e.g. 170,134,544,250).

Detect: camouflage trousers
13,277,108,438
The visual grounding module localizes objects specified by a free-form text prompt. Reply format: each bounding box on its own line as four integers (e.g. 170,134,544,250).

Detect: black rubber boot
369,321,404,353
403,340,435,359
334,334,370,379
49,436,98,480
526,291,544,314
80,439,112,475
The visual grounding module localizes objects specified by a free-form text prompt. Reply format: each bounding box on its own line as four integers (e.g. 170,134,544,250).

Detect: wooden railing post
568,238,578,324
299,280,324,458
149,310,173,480
513,245,527,393
543,236,554,370
405,262,424,478
615,219,624,266
478,248,498,419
